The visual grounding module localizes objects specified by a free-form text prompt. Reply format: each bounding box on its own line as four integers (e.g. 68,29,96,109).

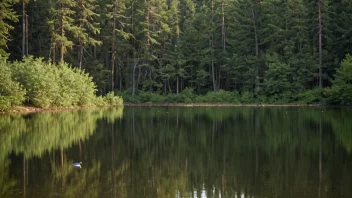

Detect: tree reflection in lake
1,106,352,198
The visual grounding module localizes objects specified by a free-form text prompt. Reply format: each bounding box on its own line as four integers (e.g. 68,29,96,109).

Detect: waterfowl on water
72,162,82,168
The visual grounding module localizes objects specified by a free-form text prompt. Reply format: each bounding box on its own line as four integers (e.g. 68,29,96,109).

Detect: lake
1,106,352,198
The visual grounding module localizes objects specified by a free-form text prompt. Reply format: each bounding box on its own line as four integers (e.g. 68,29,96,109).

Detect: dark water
1,106,352,198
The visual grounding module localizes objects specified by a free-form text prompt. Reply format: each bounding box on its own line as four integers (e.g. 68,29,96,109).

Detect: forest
1,0,352,107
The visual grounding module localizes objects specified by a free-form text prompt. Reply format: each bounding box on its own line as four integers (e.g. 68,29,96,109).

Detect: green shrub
0,97,11,110
325,54,352,105
202,90,240,103
166,93,181,103
11,57,60,108
178,88,196,103
103,92,123,106
8,57,99,108
150,93,166,103
93,96,107,107
297,89,320,104
240,91,254,103
0,56,125,109
194,95,206,103
0,58,26,110
125,95,141,103
138,91,165,103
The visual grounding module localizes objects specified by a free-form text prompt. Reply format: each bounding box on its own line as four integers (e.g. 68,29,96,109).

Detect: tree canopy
0,0,351,105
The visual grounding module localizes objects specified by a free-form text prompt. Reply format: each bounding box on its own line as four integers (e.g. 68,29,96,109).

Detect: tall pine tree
0,0,18,57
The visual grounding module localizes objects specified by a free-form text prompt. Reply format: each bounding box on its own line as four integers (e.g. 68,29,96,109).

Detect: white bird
72,162,82,168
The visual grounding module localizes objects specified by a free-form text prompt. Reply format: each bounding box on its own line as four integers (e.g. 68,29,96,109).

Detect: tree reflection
1,107,352,198
0,108,123,197
0,158,16,197
109,107,352,198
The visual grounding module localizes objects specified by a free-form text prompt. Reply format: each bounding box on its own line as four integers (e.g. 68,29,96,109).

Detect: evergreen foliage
325,54,352,105
0,0,18,56
1,0,352,105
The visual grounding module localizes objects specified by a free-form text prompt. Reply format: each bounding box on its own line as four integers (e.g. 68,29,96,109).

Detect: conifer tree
136,0,170,91
22,0,30,56
0,0,18,57
51,0,78,63
106,0,130,91
75,0,101,69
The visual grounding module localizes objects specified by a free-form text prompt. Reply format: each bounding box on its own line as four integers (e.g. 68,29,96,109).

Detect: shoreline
1,103,328,114
124,103,323,107
0,105,109,114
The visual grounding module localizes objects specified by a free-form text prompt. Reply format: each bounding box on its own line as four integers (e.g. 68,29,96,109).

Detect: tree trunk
111,4,117,92
318,0,323,95
132,70,135,95
119,64,122,91
132,60,137,96
146,8,150,50
22,1,26,57
221,0,225,51
53,43,56,63
111,53,115,92
78,0,84,69
26,15,29,55
22,0,28,56
250,3,260,94
176,76,179,94
168,78,171,93
59,3,64,64
79,41,83,69
211,0,219,92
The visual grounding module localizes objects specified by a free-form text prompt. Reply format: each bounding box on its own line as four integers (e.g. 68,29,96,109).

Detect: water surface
1,106,352,198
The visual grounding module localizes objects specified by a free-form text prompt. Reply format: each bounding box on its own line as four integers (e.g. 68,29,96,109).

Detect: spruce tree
74,0,101,69
106,0,130,91
51,0,78,63
0,0,18,57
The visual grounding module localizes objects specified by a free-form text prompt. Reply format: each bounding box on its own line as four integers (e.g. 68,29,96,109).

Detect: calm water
1,106,352,198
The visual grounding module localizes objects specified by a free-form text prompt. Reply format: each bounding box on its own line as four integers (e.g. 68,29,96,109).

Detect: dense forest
1,0,352,106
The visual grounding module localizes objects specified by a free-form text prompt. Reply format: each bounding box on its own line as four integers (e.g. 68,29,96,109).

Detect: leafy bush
103,92,123,106
325,54,352,105
10,57,58,108
199,90,240,103
138,91,166,103
8,57,100,108
125,95,141,103
165,94,179,103
0,97,11,110
93,96,107,107
297,88,320,104
0,58,26,110
178,88,196,102
240,91,254,103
